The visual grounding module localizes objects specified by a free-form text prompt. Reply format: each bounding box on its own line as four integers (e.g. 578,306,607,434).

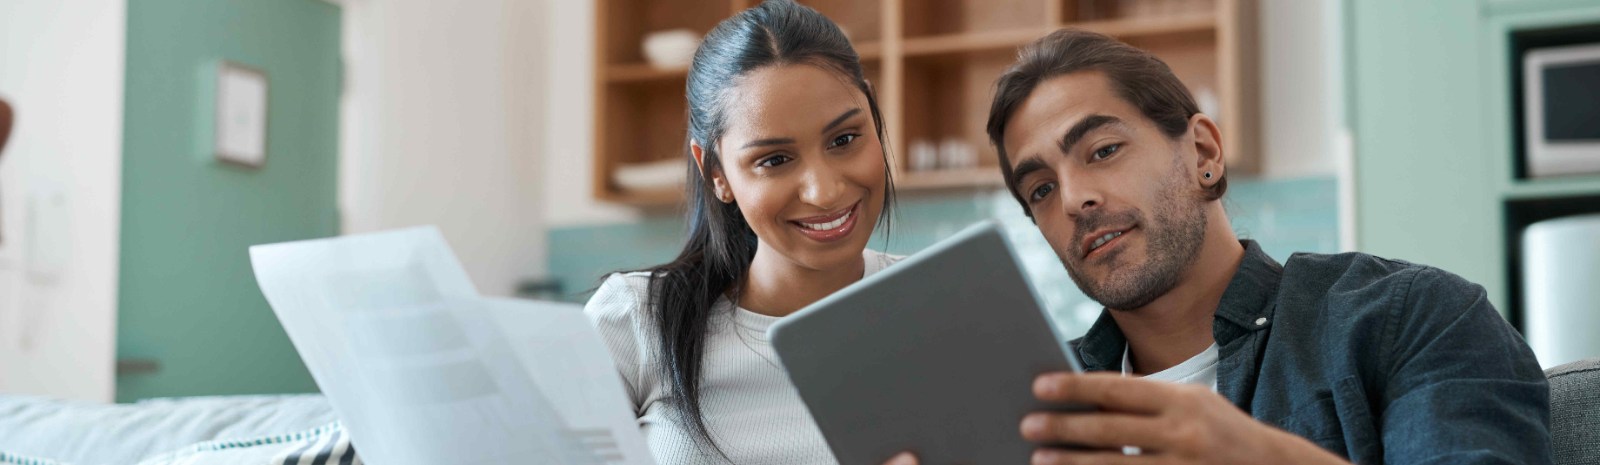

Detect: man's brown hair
986,29,1225,216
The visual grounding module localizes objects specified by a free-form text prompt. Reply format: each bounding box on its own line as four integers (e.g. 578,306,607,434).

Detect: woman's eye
1029,182,1056,203
828,133,859,149
1092,143,1121,161
757,154,792,168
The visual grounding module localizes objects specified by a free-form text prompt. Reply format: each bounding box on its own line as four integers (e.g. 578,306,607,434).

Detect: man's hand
1021,372,1349,465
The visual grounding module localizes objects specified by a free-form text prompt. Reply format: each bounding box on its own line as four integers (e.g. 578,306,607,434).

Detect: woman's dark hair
632,0,894,455
987,28,1226,217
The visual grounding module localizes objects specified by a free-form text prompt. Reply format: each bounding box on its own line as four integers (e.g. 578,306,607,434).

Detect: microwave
1523,42,1600,178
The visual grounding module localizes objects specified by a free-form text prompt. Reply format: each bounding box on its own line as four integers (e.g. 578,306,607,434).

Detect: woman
583,1,898,463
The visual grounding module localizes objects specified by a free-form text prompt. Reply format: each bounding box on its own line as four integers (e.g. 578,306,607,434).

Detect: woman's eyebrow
739,108,863,149
820,108,862,134
741,137,794,149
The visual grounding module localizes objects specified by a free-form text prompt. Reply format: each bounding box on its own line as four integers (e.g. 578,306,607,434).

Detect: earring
1204,171,1213,180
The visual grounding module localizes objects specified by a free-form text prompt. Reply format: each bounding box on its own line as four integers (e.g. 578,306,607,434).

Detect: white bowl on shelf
642,29,700,69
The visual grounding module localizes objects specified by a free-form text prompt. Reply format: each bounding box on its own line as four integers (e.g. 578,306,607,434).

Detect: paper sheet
249,227,654,465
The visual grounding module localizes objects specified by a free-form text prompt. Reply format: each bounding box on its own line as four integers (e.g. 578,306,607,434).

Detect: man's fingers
883,452,918,465
1034,372,1178,414
1031,448,1156,465
1021,412,1172,450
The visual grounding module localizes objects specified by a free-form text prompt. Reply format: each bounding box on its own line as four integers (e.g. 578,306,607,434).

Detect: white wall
339,0,548,296
0,0,125,402
541,0,643,228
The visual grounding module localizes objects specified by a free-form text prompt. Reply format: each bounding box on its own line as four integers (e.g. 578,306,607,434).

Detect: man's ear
691,140,734,204
1188,113,1225,186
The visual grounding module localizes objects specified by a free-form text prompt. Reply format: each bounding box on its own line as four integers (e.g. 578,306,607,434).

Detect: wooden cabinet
594,0,1257,206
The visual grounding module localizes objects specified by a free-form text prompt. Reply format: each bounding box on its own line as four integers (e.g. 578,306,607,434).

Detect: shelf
899,14,1214,57
903,0,1057,38
595,0,1253,206
902,28,1054,56
605,42,881,83
606,63,688,83
855,41,883,60
599,187,684,208
896,167,1005,190
1503,175,1600,200
1075,13,1217,38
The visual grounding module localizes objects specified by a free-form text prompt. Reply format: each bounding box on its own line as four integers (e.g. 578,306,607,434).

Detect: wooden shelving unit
594,0,1257,206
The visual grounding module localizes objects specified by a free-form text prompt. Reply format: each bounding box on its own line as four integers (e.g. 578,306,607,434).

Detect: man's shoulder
1277,249,1491,330
1283,249,1425,287
1281,250,1478,302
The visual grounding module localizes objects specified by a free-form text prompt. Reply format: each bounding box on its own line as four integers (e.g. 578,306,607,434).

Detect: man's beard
1062,167,1208,310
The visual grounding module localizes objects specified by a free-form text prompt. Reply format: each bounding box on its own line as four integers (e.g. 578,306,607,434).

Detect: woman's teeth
1090,231,1123,251
800,208,852,231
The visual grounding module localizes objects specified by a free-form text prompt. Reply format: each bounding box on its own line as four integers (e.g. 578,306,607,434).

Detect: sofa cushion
0,394,334,465
1547,358,1600,465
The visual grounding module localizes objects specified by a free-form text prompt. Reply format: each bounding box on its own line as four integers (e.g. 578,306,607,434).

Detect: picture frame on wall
214,61,268,168
1523,43,1600,178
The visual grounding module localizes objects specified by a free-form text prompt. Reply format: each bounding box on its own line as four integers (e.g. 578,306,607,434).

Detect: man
890,29,1548,464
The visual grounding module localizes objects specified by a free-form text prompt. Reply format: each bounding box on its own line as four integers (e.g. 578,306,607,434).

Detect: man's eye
1029,182,1056,202
1092,143,1121,160
758,154,792,168
828,133,859,149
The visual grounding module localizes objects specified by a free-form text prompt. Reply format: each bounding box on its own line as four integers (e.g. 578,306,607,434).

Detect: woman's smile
790,200,860,242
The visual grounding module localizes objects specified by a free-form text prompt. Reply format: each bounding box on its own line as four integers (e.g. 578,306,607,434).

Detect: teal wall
1347,0,1600,315
117,0,341,401
549,176,1340,340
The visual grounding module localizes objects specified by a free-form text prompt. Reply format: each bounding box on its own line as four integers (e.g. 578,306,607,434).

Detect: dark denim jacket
1069,241,1551,464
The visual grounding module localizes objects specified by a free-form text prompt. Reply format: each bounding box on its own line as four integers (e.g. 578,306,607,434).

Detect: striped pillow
0,451,66,465
135,422,360,465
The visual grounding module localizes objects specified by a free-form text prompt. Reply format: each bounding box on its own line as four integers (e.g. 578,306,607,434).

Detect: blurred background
0,0,1596,404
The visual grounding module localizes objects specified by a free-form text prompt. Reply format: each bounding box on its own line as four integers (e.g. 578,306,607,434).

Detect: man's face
1002,71,1208,310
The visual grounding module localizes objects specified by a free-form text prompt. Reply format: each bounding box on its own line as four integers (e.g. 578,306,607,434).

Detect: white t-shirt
1120,342,1220,456
584,249,900,465
1122,342,1221,390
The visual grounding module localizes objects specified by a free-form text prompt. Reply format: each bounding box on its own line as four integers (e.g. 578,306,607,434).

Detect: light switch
215,62,268,168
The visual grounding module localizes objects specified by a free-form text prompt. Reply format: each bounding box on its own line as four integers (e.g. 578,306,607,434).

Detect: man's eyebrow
821,108,862,134
1010,155,1050,189
1057,114,1123,154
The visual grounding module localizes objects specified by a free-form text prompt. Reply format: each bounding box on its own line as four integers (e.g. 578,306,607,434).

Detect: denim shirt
1069,241,1552,464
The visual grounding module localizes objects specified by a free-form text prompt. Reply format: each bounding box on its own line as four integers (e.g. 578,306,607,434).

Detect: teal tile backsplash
547,176,1340,339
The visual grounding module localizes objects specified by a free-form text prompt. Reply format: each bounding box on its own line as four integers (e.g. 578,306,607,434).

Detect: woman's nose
800,160,849,209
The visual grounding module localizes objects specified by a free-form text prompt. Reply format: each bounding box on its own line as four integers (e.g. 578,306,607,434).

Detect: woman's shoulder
863,248,906,275
585,271,656,322
584,272,664,372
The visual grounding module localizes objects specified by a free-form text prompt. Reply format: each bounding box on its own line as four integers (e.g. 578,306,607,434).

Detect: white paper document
249,227,655,465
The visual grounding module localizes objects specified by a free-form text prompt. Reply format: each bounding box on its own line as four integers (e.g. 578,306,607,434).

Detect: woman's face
704,63,886,273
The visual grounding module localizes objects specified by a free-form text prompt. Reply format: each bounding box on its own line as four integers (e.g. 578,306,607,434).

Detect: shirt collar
1074,240,1283,371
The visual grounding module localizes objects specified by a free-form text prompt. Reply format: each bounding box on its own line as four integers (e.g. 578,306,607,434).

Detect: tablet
769,220,1088,464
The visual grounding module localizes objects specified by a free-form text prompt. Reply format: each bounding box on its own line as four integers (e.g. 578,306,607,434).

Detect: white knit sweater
583,250,900,465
